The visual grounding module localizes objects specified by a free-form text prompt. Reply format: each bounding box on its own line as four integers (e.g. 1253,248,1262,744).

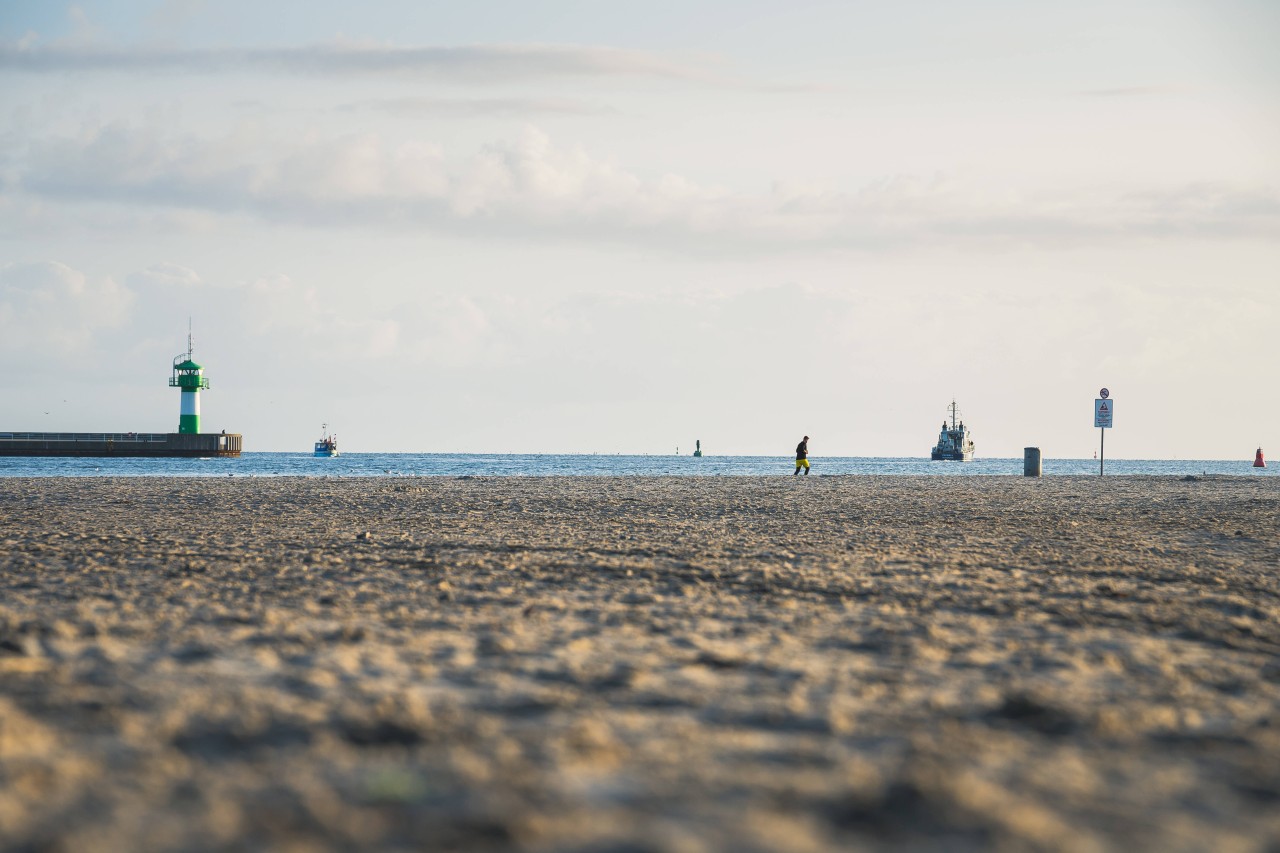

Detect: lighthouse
168,326,209,434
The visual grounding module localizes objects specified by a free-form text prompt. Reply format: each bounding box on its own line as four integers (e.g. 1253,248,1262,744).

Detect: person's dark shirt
796,440,808,460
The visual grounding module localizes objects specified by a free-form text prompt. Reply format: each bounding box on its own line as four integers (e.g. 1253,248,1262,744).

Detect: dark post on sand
1023,447,1042,477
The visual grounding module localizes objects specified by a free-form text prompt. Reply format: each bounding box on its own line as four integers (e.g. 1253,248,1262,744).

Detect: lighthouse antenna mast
173,319,196,368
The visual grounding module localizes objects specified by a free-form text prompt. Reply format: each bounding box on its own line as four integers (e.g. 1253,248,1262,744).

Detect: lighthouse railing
0,432,173,443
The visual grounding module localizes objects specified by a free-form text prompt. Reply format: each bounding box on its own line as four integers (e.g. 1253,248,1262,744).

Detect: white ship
930,401,974,461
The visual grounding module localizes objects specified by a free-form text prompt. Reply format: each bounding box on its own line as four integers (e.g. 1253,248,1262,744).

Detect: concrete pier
0,432,241,457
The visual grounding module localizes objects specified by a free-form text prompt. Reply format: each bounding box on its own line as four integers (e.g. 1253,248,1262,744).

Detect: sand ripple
1,475,1278,850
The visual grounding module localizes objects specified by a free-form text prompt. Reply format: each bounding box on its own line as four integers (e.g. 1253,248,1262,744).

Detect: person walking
794,435,810,475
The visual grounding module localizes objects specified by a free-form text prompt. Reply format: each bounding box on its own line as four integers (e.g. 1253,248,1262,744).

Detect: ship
314,424,339,457
930,400,975,461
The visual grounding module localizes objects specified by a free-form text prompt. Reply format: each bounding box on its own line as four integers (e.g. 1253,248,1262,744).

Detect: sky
1,0,1277,457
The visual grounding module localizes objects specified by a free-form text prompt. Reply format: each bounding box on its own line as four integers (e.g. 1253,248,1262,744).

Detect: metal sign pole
1095,388,1111,477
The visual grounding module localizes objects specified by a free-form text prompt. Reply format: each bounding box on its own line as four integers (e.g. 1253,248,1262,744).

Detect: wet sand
2,475,1279,851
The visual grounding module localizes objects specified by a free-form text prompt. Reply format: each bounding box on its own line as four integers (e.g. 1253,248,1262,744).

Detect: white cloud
127,262,204,291
1079,85,1188,98
337,96,615,118
0,261,410,382
13,124,1279,253
0,40,728,85
0,261,131,356
146,0,207,35
236,273,399,361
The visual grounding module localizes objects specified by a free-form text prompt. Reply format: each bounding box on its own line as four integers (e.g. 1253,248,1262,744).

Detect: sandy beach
1,475,1278,851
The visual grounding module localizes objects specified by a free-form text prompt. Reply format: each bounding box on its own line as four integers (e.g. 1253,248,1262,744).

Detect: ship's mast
949,400,958,430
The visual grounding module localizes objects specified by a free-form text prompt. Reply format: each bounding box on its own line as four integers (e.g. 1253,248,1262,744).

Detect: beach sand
2,475,1278,851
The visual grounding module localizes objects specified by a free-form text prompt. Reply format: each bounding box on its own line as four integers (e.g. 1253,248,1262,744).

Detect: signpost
1094,389,1113,475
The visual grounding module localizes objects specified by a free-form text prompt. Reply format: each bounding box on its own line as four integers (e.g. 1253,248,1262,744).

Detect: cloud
337,96,616,118
0,260,406,380
65,5,104,42
127,261,204,291
146,0,207,34
0,261,132,354
1079,85,1186,98
11,124,1280,253
235,273,399,361
0,40,729,85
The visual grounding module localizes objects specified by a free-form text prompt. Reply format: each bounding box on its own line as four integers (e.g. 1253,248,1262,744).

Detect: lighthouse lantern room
169,325,210,434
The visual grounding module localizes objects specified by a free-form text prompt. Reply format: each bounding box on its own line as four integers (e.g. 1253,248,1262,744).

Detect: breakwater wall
0,432,241,457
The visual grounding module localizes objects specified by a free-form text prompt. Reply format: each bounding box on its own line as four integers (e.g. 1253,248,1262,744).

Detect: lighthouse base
0,432,242,457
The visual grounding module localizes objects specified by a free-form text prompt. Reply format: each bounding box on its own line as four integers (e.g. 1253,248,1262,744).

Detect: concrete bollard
1023,447,1042,477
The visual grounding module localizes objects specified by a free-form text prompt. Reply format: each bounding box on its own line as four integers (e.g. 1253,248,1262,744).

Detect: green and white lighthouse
169,327,210,434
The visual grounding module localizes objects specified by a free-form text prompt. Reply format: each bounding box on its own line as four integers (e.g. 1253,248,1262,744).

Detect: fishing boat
930,401,975,461
314,424,339,457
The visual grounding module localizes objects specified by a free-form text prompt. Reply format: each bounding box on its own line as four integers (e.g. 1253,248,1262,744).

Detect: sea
0,454,1272,478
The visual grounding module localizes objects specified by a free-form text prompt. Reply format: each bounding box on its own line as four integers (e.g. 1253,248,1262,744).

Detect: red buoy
1255,447,1266,468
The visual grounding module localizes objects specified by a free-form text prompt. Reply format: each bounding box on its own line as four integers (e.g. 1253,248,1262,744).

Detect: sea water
0,454,1271,478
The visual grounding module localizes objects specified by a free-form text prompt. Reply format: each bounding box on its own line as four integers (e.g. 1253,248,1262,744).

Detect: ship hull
0,432,241,458
930,449,974,462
